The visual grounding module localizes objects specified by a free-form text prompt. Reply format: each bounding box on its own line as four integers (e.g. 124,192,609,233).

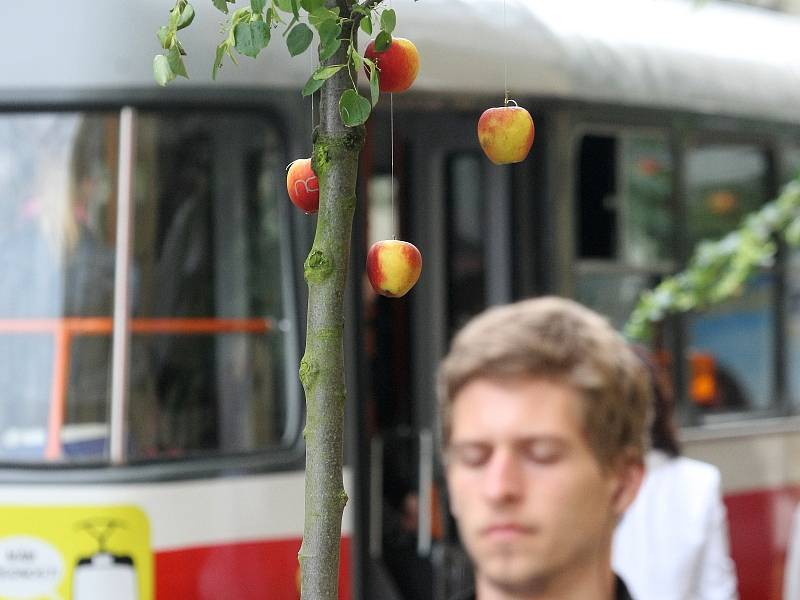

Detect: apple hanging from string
477,100,535,165
364,36,420,93
286,158,319,214
366,240,422,298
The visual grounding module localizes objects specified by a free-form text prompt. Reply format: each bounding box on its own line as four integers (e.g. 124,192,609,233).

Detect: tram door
359,109,515,600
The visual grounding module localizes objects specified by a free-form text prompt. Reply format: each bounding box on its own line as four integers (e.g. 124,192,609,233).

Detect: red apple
364,37,420,93
286,158,319,213
477,105,535,165
366,240,422,297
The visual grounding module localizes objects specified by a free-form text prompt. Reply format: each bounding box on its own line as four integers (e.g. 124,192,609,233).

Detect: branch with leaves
153,0,402,126
625,176,800,341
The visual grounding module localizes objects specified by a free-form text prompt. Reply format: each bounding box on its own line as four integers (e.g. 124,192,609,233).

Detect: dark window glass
129,112,294,459
577,135,617,259
446,153,486,336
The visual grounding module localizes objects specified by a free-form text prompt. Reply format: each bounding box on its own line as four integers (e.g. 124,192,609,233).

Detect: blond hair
437,296,650,468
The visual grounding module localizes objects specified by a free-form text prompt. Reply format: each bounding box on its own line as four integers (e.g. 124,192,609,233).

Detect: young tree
153,1,418,598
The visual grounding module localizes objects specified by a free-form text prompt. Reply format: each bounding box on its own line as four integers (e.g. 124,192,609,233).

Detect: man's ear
611,451,644,518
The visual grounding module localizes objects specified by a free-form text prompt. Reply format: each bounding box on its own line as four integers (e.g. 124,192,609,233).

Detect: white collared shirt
612,450,739,600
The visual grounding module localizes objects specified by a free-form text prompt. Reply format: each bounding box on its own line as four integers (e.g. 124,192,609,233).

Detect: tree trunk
298,5,363,599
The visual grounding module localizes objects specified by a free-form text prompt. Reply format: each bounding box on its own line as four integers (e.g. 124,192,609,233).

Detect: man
438,297,650,600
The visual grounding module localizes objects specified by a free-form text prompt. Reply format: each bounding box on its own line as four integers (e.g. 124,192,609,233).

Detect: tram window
685,145,768,250
446,152,486,336
128,112,293,459
785,147,800,410
575,133,673,330
0,113,118,462
686,144,772,413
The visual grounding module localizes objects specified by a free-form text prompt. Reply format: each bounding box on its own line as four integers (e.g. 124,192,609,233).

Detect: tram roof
2,0,800,124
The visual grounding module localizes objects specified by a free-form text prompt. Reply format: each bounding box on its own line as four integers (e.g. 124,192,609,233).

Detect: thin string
503,0,509,105
390,92,396,239
388,0,396,239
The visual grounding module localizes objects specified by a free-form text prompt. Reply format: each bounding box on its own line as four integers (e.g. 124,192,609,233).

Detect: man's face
445,378,641,596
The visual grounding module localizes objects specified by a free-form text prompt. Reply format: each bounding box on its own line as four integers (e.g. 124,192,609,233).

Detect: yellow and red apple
364,37,420,93
286,158,319,214
366,240,422,297
477,105,535,165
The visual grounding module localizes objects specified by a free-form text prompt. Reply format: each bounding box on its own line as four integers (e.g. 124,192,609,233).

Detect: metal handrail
0,316,273,460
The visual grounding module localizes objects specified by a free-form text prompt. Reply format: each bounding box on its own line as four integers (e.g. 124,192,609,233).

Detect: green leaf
380,9,396,34
251,0,266,13
213,0,231,14
275,0,294,11
317,18,341,47
309,6,339,28
290,0,300,19
167,43,188,78
359,15,373,36
349,45,363,71
312,64,345,80
369,63,379,106
287,23,313,56
302,74,326,96
375,30,392,52
177,3,195,29
300,0,324,11
157,26,172,49
319,37,341,61
212,42,227,79
339,89,371,126
234,20,271,58
153,54,175,86
168,4,181,28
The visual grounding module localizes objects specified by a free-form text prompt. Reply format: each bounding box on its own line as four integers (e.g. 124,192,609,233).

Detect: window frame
0,97,306,480
571,121,791,426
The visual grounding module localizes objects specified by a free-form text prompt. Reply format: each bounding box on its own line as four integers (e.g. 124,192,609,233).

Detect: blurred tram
1,0,799,598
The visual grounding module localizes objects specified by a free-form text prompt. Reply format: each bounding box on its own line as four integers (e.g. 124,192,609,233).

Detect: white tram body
0,1,799,599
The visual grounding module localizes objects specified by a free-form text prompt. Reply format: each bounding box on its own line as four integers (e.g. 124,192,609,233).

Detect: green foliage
338,89,371,126
625,177,800,341
153,0,194,85
287,22,314,56
153,0,395,126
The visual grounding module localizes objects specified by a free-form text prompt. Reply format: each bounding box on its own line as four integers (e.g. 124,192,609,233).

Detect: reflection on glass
689,272,773,412
0,113,117,462
788,252,800,409
575,270,656,331
620,136,673,267
367,175,398,246
130,113,291,459
447,153,485,336
685,144,770,413
686,144,768,251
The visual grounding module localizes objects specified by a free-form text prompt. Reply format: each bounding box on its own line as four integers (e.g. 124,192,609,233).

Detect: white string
390,92,396,239
504,0,509,105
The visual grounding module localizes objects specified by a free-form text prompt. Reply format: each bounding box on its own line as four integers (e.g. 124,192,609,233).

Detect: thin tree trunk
298,4,363,598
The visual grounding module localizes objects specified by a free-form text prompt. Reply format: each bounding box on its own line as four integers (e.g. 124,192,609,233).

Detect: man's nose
483,447,524,503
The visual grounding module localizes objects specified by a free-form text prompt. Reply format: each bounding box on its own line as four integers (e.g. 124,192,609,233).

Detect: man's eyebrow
449,435,569,447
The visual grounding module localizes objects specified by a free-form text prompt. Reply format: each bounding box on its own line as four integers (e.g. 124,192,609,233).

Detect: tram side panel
0,472,354,599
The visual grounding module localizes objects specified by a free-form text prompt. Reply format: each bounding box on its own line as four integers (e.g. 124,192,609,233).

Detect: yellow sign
0,505,152,600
